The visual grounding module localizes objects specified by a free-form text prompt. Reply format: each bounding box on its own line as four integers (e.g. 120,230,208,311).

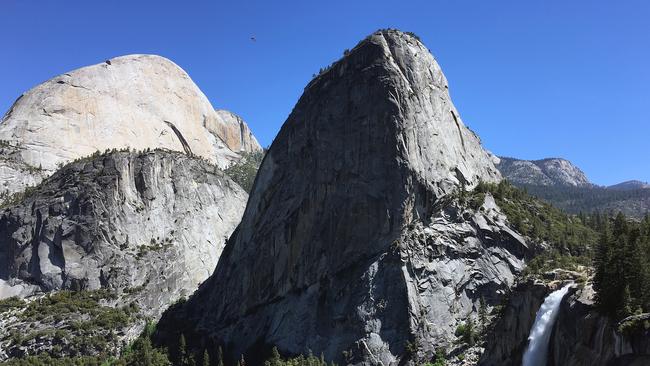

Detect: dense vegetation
517,183,650,219
0,322,169,366
593,213,650,320
223,151,265,193
0,290,140,363
461,180,598,263
470,182,650,322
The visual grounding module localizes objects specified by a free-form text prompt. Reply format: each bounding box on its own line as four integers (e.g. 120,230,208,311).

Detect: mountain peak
608,180,650,190
497,156,591,187
301,29,500,194
0,54,260,197
155,30,522,365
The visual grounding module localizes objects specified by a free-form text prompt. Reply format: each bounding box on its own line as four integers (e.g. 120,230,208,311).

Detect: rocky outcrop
497,157,591,187
156,29,529,366
549,285,650,366
0,149,247,317
0,54,259,197
478,280,549,366
481,278,650,366
209,110,263,154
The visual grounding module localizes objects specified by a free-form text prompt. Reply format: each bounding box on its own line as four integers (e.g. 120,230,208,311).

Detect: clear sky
1,0,648,185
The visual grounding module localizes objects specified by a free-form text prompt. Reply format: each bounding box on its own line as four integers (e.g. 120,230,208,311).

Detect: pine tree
217,346,224,366
179,334,187,365
478,296,489,333
594,222,614,313
203,349,210,366
121,336,171,365
265,347,282,366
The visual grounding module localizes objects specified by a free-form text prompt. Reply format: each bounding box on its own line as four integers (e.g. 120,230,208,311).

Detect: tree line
593,212,650,320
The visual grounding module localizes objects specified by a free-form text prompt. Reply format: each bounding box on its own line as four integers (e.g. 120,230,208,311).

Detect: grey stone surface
0,149,247,317
156,29,529,366
497,157,592,187
0,54,258,197
478,280,549,366
210,109,263,154
481,280,650,366
549,284,650,366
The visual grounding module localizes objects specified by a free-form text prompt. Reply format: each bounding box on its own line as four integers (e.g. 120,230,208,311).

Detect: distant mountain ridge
496,157,592,187
608,180,650,191
497,156,650,218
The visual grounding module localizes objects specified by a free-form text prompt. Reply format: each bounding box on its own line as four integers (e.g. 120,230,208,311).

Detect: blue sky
1,0,649,185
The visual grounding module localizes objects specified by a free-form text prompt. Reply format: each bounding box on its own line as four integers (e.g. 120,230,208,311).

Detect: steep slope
481,280,650,366
0,149,246,312
497,157,591,187
0,54,258,197
156,29,530,365
209,110,263,154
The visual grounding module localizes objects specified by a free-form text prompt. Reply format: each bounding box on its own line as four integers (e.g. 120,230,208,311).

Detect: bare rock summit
0,54,258,197
496,157,591,187
156,29,529,365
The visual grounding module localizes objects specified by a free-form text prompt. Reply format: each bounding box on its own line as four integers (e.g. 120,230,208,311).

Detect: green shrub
224,151,265,193
0,296,26,313
475,181,598,256
454,320,477,346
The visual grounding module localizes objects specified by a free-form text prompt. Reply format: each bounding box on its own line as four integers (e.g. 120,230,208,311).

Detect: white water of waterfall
521,284,571,366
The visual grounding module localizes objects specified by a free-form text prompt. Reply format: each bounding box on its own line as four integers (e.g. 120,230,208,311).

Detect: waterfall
521,284,572,366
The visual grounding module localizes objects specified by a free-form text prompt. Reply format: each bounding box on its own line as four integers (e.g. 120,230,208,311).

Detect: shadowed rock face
0,54,259,197
481,281,650,366
479,280,550,366
549,285,650,366
0,150,247,319
156,30,529,365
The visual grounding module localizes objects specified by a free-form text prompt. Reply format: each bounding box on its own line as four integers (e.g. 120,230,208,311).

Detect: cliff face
0,54,258,197
481,279,650,366
0,150,247,315
156,29,529,365
210,110,263,154
549,285,650,366
479,280,549,366
497,157,591,187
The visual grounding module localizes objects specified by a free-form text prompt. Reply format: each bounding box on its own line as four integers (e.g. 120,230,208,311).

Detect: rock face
0,149,247,318
549,285,650,366
481,279,650,366
479,280,551,366
497,157,591,187
0,54,258,197
156,29,529,365
209,110,263,154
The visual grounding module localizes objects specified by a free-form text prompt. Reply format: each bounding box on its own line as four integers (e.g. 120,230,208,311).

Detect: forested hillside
517,184,650,219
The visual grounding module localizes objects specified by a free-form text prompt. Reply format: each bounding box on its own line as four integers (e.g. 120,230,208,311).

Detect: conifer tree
179,334,187,365
478,296,489,333
203,349,210,366
217,346,224,366
265,347,282,366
